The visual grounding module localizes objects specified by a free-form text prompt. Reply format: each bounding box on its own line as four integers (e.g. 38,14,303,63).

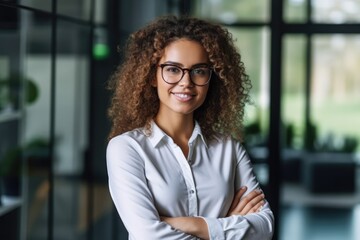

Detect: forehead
160,39,209,65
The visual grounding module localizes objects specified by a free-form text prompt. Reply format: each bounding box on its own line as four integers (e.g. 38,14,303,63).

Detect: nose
178,70,194,86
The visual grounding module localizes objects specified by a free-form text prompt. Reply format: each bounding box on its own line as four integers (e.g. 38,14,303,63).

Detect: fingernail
255,189,262,193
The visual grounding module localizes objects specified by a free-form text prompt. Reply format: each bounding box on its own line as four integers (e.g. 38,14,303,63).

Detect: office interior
0,0,359,239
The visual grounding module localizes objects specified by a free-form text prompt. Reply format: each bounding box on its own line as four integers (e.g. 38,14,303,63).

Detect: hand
227,186,265,216
161,216,209,240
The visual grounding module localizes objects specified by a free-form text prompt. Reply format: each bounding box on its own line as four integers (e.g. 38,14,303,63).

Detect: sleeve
106,136,195,240
202,142,274,240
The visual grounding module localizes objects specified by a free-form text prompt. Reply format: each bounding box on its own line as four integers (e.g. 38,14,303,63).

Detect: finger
240,193,265,215
246,199,265,214
228,190,261,216
231,190,263,215
234,189,262,211
228,186,247,214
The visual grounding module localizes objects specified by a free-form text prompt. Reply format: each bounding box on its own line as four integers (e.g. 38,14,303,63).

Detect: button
189,190,195,194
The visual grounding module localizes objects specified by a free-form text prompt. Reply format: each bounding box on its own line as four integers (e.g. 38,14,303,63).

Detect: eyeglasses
158,64,212,86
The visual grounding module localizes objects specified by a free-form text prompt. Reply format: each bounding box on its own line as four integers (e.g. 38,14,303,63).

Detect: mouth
172,92,195,101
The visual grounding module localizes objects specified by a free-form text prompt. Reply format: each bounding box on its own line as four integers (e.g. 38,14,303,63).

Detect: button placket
187,142,194,164
171,142,198,216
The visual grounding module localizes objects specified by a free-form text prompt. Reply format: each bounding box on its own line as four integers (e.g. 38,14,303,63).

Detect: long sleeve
106,135,195,240
201,141,274,240
107,123,274,240
203,205,274,240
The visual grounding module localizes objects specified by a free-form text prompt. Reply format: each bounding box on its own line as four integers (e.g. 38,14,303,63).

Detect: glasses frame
158,64,213,86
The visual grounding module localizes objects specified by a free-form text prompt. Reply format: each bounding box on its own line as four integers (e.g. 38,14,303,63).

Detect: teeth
174,93,191,99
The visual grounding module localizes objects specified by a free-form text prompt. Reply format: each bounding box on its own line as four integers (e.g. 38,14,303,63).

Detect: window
192,1,360,239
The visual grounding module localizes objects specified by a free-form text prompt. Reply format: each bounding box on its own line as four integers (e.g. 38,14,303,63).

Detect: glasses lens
162,65,183,83
191,67,211,85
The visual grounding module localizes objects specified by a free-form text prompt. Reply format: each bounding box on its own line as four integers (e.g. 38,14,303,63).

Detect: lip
171,92,196,102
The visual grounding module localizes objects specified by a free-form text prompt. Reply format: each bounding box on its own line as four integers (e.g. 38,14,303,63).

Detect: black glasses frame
158,64,212,86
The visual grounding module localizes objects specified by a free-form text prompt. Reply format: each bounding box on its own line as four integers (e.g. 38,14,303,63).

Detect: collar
147,120,208,148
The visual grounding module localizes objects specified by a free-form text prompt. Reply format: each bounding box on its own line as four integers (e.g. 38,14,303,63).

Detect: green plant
0,146,22,177
0,74,39,111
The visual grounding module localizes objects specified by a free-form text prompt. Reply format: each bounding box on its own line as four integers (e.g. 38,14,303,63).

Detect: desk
303,153,357,193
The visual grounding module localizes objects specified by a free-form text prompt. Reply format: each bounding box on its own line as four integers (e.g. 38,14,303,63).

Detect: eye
192,68,209,76
164,65,181,74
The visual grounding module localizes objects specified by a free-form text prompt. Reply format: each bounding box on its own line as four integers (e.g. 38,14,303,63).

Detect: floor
280,204,360,240
280,183,360,240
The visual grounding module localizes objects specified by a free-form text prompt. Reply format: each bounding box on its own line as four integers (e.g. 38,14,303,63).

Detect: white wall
24,55,89,175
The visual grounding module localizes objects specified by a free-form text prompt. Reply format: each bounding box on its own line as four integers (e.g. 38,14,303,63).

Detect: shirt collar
190,121,208,148
147,121,166,147
147,120,208,148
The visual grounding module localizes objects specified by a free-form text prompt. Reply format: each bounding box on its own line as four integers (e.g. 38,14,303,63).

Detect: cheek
156,78,173,98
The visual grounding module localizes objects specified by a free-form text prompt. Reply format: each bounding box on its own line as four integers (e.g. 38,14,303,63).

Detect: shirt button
189,190,195,194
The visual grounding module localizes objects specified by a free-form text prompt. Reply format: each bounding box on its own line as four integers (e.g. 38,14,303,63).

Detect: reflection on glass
228,27,270,146
282,35,306,150
95,0,107,24
312,35,360,153
19,0,51,12
284,0,307,23
57,0,91,21
54,19,89,178
312,0,360,23
0,5,23,240
193,0,270,23
1,2,109,240
53,19,90,239
227,27,270,185
22,9,52,240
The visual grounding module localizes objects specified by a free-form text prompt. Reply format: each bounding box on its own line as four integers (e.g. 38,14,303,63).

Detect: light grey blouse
107,121,274,240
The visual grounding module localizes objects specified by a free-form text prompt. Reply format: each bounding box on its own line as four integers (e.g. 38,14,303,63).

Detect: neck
155,113,194,158
154,112,194,142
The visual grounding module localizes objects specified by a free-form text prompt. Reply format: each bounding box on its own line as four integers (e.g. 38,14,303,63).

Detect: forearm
241,209,274,240
162,216,209,240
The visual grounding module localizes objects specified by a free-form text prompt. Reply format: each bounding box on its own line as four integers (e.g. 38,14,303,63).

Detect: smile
172,93,195,101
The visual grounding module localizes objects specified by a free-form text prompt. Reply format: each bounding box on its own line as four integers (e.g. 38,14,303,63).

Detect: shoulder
210,133,243,147
108,128,146,146
209,133,248,155
107,128,148,158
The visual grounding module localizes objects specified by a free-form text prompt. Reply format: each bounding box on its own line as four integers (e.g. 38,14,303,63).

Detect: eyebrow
162,61,210,68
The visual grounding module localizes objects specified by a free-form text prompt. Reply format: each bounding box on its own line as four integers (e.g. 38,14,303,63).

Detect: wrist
163,216,209,240
188,217,209,240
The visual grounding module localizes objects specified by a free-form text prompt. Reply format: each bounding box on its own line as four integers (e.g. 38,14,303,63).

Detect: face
154,39,210,118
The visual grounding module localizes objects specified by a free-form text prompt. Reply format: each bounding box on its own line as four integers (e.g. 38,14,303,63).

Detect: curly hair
108,15,252,142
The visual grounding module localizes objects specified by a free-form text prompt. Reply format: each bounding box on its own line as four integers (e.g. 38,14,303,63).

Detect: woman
107,15,274,239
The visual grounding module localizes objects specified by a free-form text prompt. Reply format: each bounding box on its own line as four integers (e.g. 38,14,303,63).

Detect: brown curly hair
108,15,251,142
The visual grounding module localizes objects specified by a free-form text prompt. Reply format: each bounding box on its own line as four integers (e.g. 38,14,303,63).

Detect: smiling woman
106,15,274,240
154,39,210,123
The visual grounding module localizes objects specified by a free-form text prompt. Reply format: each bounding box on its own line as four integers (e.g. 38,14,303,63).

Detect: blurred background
0,0,359,239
